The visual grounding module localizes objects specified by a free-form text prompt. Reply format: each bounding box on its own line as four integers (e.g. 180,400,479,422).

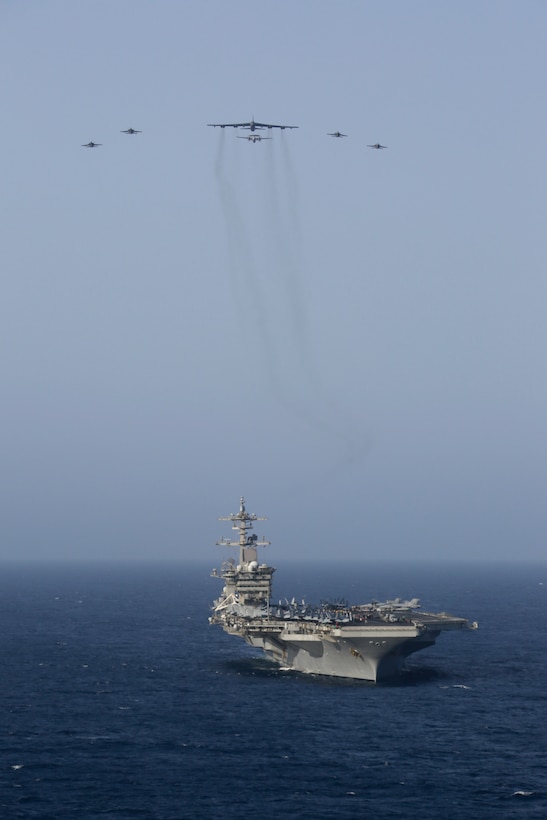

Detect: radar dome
248,561,259,571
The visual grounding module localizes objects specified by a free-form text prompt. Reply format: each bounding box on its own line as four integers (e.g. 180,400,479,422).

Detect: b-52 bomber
367,143,387,149
121,128,142,134
328,131,347,138
81,141,102,148
237,134,272,143
207,117,297,131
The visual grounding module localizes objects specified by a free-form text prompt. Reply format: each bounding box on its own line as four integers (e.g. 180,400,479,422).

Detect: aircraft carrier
210,498,478,682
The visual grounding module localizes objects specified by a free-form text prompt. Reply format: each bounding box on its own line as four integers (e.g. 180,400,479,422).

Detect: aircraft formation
205,118,386,146
206,118,386,146
81,118,387,148
328,135,387,147
81,129,142,147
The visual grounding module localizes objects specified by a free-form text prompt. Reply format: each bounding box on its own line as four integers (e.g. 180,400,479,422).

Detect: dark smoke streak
214,132,367,470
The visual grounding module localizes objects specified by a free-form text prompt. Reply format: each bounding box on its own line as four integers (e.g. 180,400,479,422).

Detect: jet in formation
367,143,387,149
207,117,298,131
81,141,102,148
121,128,142,134
328,131,347,138
237,134,272,143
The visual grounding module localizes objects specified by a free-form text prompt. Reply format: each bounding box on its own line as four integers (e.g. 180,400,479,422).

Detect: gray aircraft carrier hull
225,615,468,682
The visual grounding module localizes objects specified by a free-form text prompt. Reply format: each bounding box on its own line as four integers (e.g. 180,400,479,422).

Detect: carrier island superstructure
210,498,477,682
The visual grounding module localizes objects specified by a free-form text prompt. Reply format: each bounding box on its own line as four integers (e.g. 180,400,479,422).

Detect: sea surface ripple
0,561,546,819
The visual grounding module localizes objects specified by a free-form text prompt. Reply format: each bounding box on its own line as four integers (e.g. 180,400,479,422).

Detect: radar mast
217,496,270,566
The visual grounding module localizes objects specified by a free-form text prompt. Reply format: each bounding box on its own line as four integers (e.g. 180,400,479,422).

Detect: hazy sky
1,1,546,562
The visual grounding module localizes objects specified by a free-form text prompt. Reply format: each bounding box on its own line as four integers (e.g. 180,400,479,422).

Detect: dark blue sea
1,561,546,819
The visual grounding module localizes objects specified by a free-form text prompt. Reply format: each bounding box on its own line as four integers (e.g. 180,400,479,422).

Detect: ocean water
1,561,546,819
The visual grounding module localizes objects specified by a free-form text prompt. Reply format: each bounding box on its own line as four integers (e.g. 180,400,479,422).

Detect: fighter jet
367,143,387,149
328,131,347,138
237,134,272,143
121,128,142,134
207,117,297,131
81,141,102,148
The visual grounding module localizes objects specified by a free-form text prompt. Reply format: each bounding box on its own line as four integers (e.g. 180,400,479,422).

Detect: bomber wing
208,121,254,129
252,121,298,130
208,119,297,130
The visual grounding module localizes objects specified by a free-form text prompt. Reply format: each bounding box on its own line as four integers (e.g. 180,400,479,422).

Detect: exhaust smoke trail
214,132,366,469
214,132,288,394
